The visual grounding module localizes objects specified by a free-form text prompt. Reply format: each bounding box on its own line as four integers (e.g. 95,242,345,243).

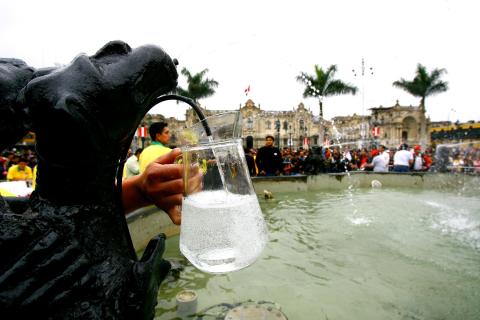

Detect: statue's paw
127,234,171,319
136,233,171,284
0,229,91,312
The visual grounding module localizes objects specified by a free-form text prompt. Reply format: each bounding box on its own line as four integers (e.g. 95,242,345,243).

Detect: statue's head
20,41,178,167
5,41,179,202
0,44,175,320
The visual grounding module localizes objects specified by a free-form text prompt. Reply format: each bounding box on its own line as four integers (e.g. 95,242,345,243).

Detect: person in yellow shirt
138,122,171,173
32,165,37,189
7,158,33,182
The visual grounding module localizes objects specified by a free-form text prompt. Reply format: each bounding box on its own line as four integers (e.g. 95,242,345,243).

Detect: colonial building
369,100,428,147
328,100,431,149
177,99,323,150
237,99,321,149
139,99,457,151
329,114,370,145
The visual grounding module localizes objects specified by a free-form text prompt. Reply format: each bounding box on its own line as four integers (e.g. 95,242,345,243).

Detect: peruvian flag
303,136,309,148
372,127,380,137
138,126,147,138
244,85,250,96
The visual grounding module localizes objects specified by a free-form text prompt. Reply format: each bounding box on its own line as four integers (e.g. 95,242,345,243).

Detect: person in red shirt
423,148,433,171
359,148,368,169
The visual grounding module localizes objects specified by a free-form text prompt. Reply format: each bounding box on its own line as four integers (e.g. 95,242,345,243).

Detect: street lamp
352,57,374,114
352,57,374,141
447,108,456,123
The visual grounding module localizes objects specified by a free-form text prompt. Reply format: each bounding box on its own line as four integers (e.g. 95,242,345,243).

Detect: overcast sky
1,0,477,122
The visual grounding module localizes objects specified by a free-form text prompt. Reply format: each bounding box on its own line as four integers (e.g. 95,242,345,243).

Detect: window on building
283,121,288,131
299,119,304,131
266,121,271,129
247,117,253,130
246,136,254,149
275,120,280,130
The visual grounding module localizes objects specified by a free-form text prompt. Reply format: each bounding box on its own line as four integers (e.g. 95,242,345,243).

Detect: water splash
347,216,372,226
425,200,480,250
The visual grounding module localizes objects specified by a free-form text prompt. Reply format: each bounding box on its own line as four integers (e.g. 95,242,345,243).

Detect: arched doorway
402,116,418,144
246,136,254,149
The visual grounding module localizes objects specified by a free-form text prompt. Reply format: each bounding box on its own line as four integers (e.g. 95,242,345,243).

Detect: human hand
122,148,202,225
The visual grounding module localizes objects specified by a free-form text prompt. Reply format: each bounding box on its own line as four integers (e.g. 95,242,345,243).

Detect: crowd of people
0,122,173,185
245,136,480,176
0,148,37,186
2,130,480,189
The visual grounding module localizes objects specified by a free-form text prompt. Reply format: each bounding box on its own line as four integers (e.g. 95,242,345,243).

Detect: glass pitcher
178,112,268,274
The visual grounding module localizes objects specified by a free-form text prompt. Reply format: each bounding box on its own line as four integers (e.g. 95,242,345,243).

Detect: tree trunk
419,98,427,149
319,99,324,146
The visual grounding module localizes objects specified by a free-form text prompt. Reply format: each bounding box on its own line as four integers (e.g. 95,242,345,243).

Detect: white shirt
372,155,389,172
344,151,352,162
393,149,413,166
412,153,423,171
381,150,390,164
124,155,140,178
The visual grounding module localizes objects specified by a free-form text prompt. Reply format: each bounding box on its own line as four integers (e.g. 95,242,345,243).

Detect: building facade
141,99,464,151
174,99,324,150
430,121,480,147
238,99,321,149
329,100,431,148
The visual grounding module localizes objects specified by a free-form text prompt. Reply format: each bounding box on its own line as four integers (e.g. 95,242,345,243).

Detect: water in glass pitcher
180,190,268,274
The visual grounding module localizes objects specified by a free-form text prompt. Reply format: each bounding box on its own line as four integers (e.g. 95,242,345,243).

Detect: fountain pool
154,186,480,319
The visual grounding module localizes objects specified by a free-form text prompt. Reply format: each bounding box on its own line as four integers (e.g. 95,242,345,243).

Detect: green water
155,188,480,319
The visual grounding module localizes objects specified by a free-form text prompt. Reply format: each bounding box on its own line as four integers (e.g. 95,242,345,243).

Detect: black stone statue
0,41,178,319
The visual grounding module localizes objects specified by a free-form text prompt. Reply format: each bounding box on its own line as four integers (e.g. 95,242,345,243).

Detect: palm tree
175,67,219,104
296,65,358,118
392,63,448,148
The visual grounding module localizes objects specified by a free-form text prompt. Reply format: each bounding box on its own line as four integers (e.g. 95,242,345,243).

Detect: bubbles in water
347,207,372,226
425,200,480,250
180,191,268,273
348,216,372,226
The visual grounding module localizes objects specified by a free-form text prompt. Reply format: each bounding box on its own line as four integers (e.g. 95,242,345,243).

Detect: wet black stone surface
0,41,178,319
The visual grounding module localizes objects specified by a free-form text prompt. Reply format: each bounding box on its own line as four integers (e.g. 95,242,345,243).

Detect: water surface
155,187,480,319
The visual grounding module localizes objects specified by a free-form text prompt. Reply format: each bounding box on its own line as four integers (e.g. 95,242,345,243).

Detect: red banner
303,137,309,147
244,85,250,96
138,127,147,138
372,127,380,137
